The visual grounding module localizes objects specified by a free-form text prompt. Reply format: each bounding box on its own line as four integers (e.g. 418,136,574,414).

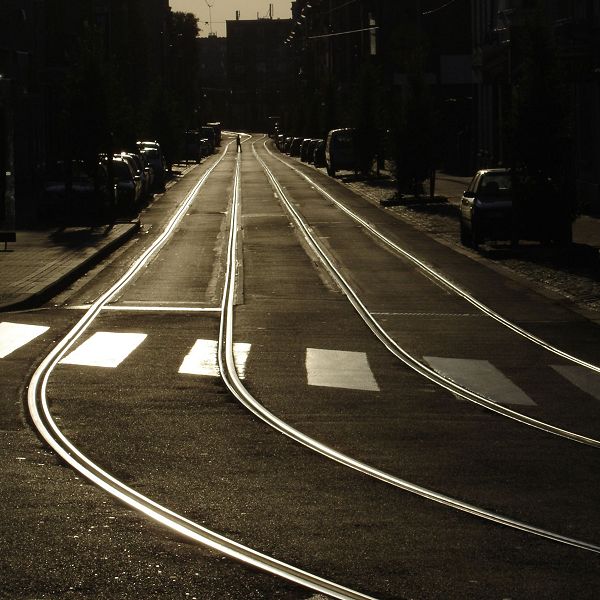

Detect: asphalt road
1,134,599,599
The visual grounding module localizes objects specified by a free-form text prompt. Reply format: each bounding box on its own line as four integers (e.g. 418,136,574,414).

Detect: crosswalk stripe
424,356,537,406
25,320,588,405
306,348,380,392
0,322,50,358
179,339,251,378
61,332,147,368
180,339,219,376
552,365,600,402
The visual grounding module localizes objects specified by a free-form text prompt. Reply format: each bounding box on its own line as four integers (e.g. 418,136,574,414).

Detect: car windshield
113,161,132,178
335,133,353,144
478,173,511,195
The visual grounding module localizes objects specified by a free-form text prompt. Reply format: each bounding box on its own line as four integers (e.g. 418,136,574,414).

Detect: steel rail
256,141,600,448
263,141,600,375
27,142,376,600
211,138,600,553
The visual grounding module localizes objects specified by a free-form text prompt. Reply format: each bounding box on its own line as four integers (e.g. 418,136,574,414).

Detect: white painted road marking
306,348,380,392
61,332,147,368
552,365,600,402
179,339,251,378
180,339,219,376
424,357,537,406
0,322,49,358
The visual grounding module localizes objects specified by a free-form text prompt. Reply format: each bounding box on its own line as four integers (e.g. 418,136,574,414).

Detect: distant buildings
198,35,228,125
226,16,292,131
3,1,599,227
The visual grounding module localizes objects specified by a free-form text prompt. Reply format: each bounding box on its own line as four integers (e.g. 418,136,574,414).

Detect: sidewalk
0,222,140,312
0,162,201,313
338,167,599,315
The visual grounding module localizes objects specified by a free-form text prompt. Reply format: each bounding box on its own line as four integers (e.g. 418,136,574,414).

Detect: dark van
325,128,356,177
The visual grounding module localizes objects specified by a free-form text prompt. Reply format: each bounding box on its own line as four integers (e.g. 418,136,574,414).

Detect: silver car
459,168,512,247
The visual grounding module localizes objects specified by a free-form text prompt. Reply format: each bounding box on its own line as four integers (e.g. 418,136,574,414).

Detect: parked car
306,139,321,164
459,168,572,247
42,159,109,225
206,122,222,146
139,150,154,189
199,126,216,153
283,137,293,153
120,152,150,200
183,130,203,163
289,137,303,157
110,156,141,212
137,141,167,190
460,169,512,247
313,140,326,168
325,128,357,176
300,138,314,162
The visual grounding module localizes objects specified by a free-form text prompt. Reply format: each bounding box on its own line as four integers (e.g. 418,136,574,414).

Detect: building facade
226,16,292,131
0,0,172,227
286,0,473,171
198,35,228,126
472,0,600,210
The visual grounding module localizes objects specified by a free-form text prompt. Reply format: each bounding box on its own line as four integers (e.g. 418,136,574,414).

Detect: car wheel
460,221,471,246
460,220,477,248
471,224,482,248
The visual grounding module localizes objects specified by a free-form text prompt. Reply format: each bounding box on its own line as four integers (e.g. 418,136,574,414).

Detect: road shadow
49,225,115,248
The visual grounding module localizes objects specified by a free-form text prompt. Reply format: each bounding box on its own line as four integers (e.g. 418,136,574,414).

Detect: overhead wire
422,0,459,16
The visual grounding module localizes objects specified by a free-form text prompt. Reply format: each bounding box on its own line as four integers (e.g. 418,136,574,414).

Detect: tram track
25,134,600,600
252,139,600,449
203,136,600,554
181,134,600,552
27,140,377,600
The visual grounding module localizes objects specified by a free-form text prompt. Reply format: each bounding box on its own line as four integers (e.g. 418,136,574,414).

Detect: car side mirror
463,190,475,198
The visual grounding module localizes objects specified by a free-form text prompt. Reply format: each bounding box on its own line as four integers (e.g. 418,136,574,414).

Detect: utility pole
204,0,214,36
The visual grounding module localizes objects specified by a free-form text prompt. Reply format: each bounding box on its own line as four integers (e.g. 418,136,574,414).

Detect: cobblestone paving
340,174,600,316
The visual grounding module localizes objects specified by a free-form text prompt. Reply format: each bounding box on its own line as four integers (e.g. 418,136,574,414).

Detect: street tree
508,9,574,243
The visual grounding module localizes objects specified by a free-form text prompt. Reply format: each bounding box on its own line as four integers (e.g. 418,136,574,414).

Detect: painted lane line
424,357,536,406
179,339,251,378
306,348,379,392
0,321,49,358
68,304,222,313
370,312,480,317
552,365,600,402
103,305,221,313
60,332,147,368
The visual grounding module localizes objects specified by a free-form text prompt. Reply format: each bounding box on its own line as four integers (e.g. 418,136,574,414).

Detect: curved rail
263,140,600,375
254,141,600,448
27,142,376,600
210,138,600,553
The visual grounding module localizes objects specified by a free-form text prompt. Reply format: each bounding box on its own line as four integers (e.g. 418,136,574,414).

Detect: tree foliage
388,20,437,195
508,10,576,240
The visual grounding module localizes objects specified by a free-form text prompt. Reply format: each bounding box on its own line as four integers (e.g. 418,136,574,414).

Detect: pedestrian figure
236,135,242,153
